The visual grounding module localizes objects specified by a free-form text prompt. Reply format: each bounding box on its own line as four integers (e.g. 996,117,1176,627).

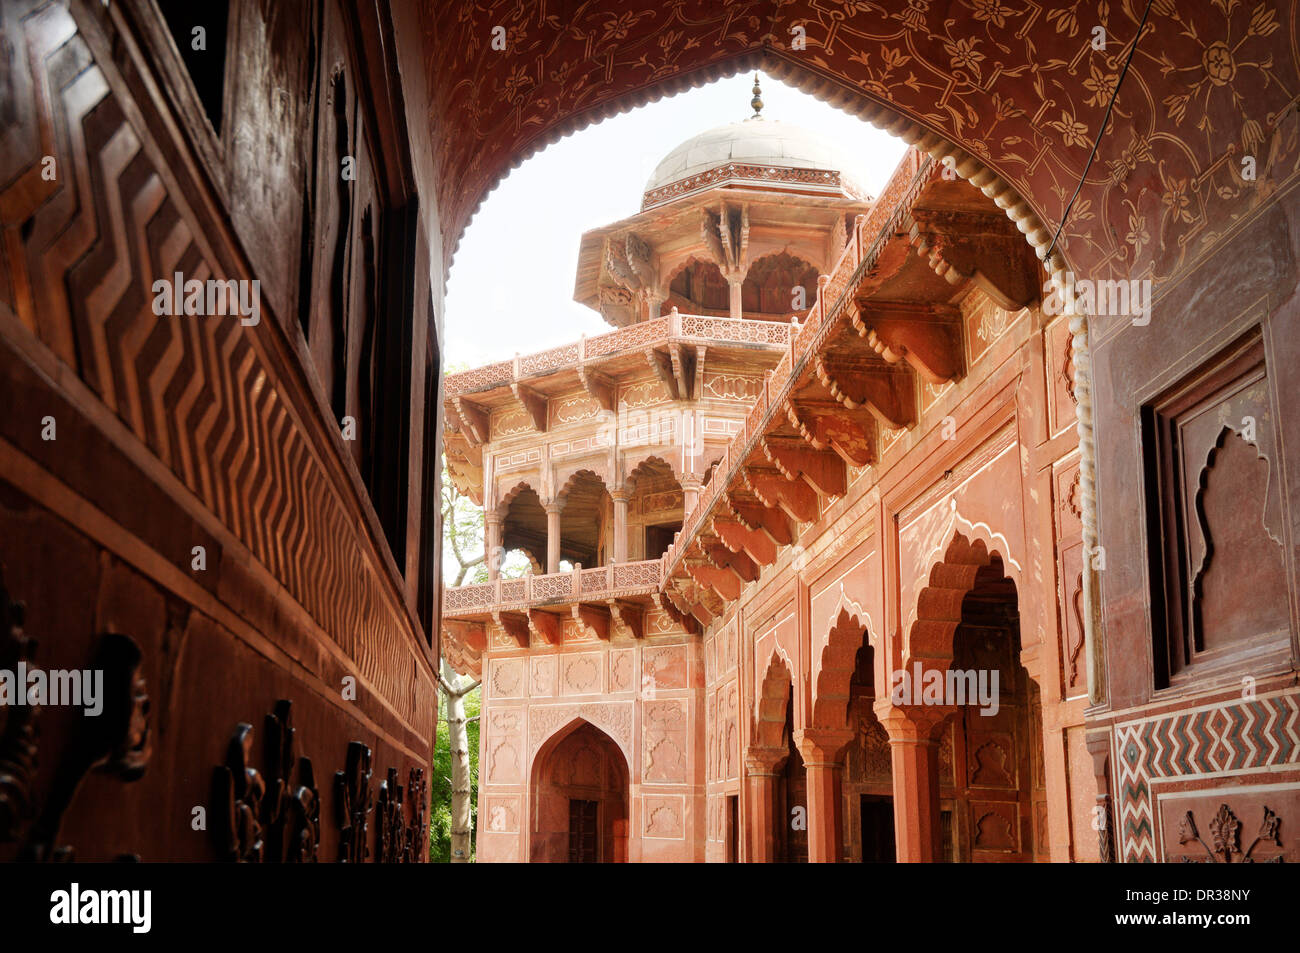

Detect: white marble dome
643,117,867,205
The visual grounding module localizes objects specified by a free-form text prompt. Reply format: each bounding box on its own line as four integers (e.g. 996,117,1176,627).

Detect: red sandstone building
0,1,1297,865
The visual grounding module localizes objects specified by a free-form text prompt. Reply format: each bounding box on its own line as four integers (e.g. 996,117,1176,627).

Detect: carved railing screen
444,313,790,395
441,559,664,613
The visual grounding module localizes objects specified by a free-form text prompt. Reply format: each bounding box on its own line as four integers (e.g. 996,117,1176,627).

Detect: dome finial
750,74,763,118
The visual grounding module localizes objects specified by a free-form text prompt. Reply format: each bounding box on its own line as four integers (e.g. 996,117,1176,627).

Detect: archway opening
500,485,547,572
843,642,895,863
531,721,629,863
741,251,819,319
558,470,612,567
626,457,684,560
941,554,1047,863
777,682,808,863
666,258,730,316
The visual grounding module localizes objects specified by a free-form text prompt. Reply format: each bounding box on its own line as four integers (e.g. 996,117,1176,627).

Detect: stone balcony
441,558,675,675
443,557,665,617
443,309,794,399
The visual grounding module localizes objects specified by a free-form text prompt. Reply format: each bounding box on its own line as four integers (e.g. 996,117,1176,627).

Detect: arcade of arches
2,0,1299,865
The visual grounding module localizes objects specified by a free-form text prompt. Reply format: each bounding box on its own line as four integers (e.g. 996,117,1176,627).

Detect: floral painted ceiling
416,0,1298,285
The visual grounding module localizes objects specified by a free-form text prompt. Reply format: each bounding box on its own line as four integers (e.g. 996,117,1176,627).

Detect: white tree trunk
441,660,477,863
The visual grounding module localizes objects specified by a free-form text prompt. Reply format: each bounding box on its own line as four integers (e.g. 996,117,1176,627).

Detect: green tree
429,668,479,863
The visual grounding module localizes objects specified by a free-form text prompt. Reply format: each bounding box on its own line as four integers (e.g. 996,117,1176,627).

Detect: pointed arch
555,466,610,503
753,650,795,751
904,530,1020,676
811,605,875,732
624,452,683,494
529,716,631,863
531,714,633,776
497,478,542,512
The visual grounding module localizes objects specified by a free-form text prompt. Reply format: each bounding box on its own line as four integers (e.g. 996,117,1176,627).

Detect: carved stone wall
0,0,438,860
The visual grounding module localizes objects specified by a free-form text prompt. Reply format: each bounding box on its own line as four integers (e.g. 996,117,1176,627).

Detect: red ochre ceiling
417,1,1300,285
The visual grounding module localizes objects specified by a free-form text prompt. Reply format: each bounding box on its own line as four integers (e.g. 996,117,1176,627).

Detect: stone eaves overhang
654,148,1041,627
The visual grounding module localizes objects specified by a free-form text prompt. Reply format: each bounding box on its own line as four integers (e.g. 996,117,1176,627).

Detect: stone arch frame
530,714,634,781
624,451,684,495
752,649,797,752
741,248,822,315
443,52,1103,701
903,530,1026,678
554,465,611,506
528,715,632,863
496,478,542,515
810,604,878,732
663,253,729,312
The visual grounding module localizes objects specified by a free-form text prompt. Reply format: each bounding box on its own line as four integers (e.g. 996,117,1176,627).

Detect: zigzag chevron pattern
1114,692,1300,862
0,3,433,732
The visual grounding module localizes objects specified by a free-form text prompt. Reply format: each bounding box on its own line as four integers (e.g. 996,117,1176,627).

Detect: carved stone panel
560,653,604,696
644,794,686,839
643,699,689,784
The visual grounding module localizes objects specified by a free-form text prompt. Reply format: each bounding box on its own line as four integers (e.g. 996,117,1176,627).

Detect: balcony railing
443,310,792,397
443,557,666,615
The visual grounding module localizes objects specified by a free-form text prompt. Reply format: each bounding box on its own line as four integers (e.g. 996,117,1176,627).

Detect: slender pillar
545,502,562,574
795,728,855,863
727,276,745,319
744,747,785,863
681,477,702,515
485,515,503,581
611,489,629,563
877,701,953,862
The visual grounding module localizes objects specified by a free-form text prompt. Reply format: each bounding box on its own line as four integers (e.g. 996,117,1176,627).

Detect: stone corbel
785,398,877,468
850,300,964,385
909,208,1036,311
684,555,743,601
669,342,694,400
761,435,847,497
607,600,643,639
814,353,915,429
643,348,678,400
577,365,615,411
710,514,778,566
509,381,547,432
490,610,529,648
452,397,490,445
526,609,561,646
724,490,795,546
743,465,819,523
571,603,610,641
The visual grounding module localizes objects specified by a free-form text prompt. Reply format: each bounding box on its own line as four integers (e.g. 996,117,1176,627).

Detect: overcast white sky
443,72,908,368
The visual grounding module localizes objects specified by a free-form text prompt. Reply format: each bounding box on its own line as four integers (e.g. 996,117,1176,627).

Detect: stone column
726,276,745,319
795,728,855,863
877,701,953,863
681,477,702,515
744,747,785,863
611,489,630,564
485,515,503,582
545,503,562,574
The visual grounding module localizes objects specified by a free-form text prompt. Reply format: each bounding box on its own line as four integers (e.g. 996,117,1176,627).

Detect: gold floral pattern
422,0,1300,288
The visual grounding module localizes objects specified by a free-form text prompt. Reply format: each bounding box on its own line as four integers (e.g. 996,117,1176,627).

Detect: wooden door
568,799,599,863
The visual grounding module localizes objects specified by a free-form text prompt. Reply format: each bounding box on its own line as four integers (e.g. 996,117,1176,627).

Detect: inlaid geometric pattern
1114,692,1300,862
